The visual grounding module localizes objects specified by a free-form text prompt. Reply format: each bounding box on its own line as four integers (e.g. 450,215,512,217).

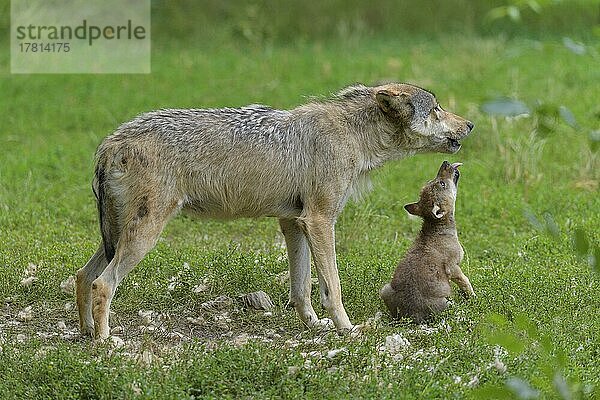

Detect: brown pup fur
380,161,474,323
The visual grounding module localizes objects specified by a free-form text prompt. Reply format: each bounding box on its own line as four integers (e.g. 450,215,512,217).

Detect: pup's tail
92,162,116,263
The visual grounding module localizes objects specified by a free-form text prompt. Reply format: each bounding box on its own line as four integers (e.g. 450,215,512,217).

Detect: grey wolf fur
76,82,474,339
380,161,475,323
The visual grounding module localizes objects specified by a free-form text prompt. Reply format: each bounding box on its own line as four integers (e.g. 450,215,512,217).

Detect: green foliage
147,0,597,45
476,313,594,399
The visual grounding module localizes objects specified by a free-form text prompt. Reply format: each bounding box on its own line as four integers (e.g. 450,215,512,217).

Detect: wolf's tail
92,162,116,263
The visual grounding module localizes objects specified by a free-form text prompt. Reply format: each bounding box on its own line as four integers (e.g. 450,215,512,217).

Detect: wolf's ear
376,90,410,115
431,203,446,219
376,90,396,113
404,202,421,216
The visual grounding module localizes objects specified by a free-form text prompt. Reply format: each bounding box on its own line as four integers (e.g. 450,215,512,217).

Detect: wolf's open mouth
447,138,460,149
450,162,462,184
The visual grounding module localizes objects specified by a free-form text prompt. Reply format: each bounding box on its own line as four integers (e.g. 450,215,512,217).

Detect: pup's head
404,161,462,221
374,83,474,154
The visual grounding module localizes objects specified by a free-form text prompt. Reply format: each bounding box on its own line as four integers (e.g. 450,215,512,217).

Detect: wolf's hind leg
76,246,108,337
279,218,320,328
91,196,181,340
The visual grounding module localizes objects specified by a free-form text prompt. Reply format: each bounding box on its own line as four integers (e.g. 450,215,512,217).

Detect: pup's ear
431,203,446,219
404,202,421,216
376,90,409,114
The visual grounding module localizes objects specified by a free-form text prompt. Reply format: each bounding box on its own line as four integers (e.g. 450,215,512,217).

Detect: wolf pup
380,161,475,323
76,83,473,339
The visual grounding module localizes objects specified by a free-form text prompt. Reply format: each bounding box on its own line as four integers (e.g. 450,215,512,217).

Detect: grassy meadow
0,1,599,398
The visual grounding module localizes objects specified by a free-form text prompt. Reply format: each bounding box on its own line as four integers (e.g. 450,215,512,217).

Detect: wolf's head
374,83,473,154
404,161,462,221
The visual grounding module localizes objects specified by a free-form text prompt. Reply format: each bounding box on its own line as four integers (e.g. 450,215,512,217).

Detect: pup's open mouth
450,162,462,184
447,138,461,153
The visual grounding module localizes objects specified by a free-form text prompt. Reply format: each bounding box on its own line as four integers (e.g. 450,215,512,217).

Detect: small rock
263,311,273,317
131,382,142,396
64,302,74,312
140,349,154,365
238,291,274,311
201,296,233,311
493,357,507,374
17,306,33,322
167,277,178,292
138,310,154,326
186,316,204,325
467,375,479,387
110,336,125,348
16,334,27,342
110,326,123,335
275,270,289,285
192,283,209,293
313,318,334,330
287,366,300,375
233,333,250,347
57,320,67,331
383,333,410,355
60,276,76,295
20,276,38,287
326,347,347,359
24,263,37,276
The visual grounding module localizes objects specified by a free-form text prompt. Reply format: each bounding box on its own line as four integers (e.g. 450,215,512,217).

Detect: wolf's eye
439,181,446,188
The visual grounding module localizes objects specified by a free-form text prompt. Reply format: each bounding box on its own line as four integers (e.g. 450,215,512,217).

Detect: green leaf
562,37,586,55
554,348,568,370
486,331,527,355
589,130,600,152
558,106,578,129
592,245,600,275
524,210,544,231
506,377,540,399
472,385,514,399
553,372,572,400
507,6,521,21
514,314,539,340
543,213,560,240
485,312,509,327
481,97,530,117
486,6,509,21
572,228,589,258
526,0,542,13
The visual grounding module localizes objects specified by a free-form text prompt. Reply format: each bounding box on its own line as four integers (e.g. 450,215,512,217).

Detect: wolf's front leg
298,213,353,331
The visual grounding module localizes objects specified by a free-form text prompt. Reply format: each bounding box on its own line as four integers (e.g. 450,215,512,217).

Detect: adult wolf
76,82,474,339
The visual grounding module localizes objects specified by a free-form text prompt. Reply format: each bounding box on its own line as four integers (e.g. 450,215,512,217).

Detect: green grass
1,30,599,399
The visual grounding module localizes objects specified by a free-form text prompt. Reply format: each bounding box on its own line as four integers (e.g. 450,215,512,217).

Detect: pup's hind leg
380,283,400,319
76,246,108,337
279,218,320,328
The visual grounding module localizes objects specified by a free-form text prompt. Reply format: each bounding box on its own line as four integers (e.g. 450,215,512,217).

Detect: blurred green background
148,0,597,44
